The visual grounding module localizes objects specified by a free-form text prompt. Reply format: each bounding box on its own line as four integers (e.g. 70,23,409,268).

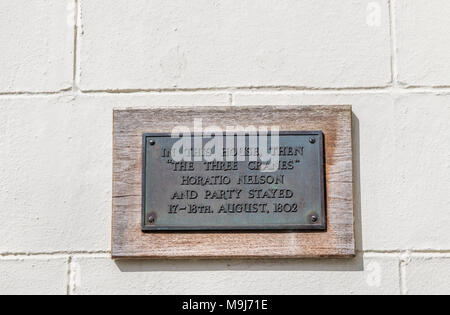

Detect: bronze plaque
142,132,326,231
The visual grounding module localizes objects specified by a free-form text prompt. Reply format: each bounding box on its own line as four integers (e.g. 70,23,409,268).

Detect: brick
395,0,450,86
0,93,228,253
78,0,392,91
71,255,399,295
0,0,73,93
233,93,450,251
0,257,67,295
406,257,450,295
391,95,450,250
0,96,111,253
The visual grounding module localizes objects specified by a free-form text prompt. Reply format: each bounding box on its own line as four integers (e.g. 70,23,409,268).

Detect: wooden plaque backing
112,106,355,259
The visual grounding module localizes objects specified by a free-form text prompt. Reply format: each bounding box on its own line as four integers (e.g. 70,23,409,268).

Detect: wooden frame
112,106,355,259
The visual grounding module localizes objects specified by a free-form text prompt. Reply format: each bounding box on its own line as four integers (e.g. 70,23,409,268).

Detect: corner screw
148,215,155,224
149,140,156,146
311,216,318,223
309,137,316,144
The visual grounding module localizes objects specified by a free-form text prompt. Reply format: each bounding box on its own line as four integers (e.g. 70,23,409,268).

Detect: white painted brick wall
70,254,399,295
395,0,450,87
1,0,449,295
0,257,68,295
0,0,73,93
405,256,450,295
77,0,392,90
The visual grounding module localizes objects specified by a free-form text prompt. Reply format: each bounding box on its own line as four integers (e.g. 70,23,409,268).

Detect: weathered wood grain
112,105,355,258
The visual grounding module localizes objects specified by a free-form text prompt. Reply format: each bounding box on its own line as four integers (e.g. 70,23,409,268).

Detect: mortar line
398,259,405,295
0,250,110,258
0,89,73,97
66,256,72,295
2,86,450,98
388,0,400,86
399,251,410,295
76,86,392,94
364,249,450,255
398,259,404,295
72,0,79,92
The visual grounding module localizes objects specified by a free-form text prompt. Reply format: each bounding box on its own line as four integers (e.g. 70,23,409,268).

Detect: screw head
149,140,156,146
309,137,316,144
311,216,318,223
148,215,155,224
